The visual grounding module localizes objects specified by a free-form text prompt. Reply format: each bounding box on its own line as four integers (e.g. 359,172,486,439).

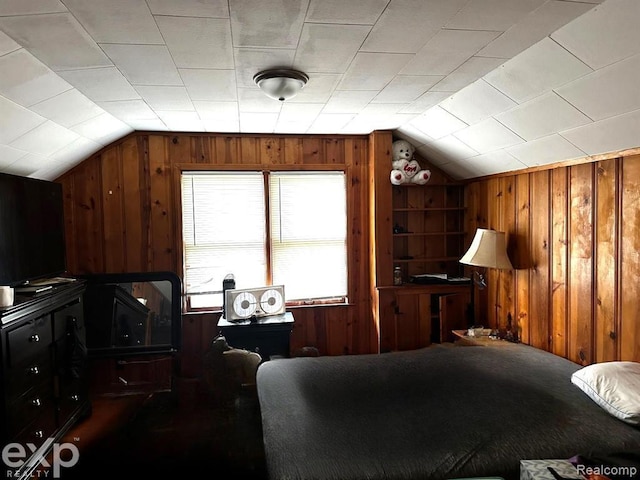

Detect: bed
256,344,640,480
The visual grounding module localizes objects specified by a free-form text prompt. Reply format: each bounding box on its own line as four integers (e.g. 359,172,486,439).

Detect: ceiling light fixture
254,69,309,102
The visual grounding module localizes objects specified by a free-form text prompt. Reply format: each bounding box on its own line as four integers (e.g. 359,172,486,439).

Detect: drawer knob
70,394,80,402
31,398,42,407
34,430,44,439
29,366,40,375
29,334,40,342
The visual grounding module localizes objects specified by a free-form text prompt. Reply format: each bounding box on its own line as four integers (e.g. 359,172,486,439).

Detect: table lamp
460,228,513,337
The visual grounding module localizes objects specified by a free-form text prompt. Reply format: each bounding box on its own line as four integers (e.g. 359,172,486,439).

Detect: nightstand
451,329,514,347
217,312,294,361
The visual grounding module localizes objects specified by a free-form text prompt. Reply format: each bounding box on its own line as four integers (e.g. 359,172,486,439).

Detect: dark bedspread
256,344,640,480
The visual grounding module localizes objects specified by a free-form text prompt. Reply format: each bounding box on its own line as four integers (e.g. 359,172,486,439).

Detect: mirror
79,271,181,357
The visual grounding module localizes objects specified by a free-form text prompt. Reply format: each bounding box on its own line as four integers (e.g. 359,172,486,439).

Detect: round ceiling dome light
253,69,309,102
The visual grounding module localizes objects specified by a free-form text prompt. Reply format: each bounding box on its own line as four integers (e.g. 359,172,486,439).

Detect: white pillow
571,361,640,425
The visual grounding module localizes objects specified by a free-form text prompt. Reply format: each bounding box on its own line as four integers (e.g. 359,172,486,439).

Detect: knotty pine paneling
466,154,640,364
57,132,374,368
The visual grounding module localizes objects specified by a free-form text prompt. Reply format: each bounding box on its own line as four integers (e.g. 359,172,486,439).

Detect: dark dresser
0,280,90,480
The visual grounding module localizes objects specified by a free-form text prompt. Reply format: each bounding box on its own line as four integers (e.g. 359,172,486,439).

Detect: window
181,170,347,309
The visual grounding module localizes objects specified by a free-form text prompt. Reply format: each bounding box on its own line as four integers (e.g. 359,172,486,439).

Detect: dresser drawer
12,409,58,448
57,378,89,424
53,299,84,342
4,353,52,401
6,316,52,367
7,386,55,437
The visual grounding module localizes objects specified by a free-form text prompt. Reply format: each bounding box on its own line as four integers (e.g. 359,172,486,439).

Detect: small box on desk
520,459,583,480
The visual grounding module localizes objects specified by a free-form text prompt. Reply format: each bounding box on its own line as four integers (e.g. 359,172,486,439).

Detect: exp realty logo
2,440,79,478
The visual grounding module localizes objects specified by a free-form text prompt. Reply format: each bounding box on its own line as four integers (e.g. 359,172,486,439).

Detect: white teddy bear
390,139,431,185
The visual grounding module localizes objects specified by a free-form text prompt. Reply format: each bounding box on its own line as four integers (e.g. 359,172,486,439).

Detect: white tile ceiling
4,0,639,181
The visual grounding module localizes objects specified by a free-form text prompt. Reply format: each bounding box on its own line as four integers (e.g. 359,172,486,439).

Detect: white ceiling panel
234,48,296,88
0,96,46,144
59,67,141,102
439,79,516,125
453,117,524,153
63,0,162,44
399,92,450,114
5,153,46,176
0,31,20,56
194,101,239,122
322,91,378,114
237,89,283,113
432,57,505,92
0,0,66,16
97,100,159,122
0,144,30,168
361,0,468,53
9,120,79,156
410,106,468,140
134,86,193,111
239,112,279,133
560,108,640,155
461,149,526,177
288,74,341,103
401,29,501,76
484,37,593,103
295,24,370,74
495,91,592,141
0,49,71,107
308,113,355,133
30,89,105,128
155,16,233,69
339,53,413,91
70,113,133,145
432,135,479,159
506,133,587,166
146,0,229,18
101,44,182,86
305,0,388,25
179,69,237,101
1,0,634,181
0,13,112,70
477,0,594,59
229,0,308,48
373,76,442,104
155,111,204,131
445,0,547,31
551,0,640,70
555,54,640,122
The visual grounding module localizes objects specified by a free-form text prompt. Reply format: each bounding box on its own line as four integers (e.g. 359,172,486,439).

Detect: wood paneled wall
465,153,640,364
57,132,375,371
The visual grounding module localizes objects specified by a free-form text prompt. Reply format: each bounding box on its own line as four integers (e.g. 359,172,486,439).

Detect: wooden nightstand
451,329,515,347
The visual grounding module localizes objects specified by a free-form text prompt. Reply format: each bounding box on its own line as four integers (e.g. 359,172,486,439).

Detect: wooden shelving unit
369,131,470,353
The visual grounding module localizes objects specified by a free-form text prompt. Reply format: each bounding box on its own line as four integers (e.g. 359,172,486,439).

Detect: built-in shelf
392,207,465,212
393,231,466,237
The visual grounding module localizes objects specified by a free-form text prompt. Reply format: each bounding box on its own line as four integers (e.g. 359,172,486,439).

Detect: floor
58,379,268,479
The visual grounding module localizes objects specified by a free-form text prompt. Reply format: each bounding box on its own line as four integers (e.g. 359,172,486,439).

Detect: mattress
256,344,640,480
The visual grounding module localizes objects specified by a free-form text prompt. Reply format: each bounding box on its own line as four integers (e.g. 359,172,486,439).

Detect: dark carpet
62,390,268,479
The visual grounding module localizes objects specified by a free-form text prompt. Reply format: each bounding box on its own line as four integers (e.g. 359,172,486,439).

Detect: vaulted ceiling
1,0,637,181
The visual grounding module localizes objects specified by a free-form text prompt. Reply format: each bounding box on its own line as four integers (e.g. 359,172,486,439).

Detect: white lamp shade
460,228,513,270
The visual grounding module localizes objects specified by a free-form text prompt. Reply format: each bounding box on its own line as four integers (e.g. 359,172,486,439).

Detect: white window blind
269,172,347,301
182,172,266,308
181,170,348,309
